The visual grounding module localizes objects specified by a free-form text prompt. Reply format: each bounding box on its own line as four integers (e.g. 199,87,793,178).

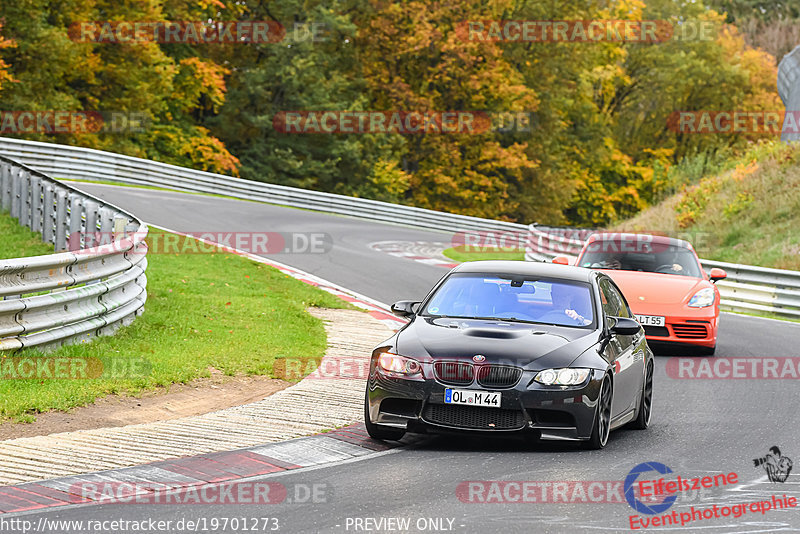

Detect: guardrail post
84,200,100,242
30,175,43,234
43,184,56,245
54,189,68,251
10,167,21,219
19,170,32,229
113,215,128,239
98,207,114,246
0,163,10,211
68,194,83,250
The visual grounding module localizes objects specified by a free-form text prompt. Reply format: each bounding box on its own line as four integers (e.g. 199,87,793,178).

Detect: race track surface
15,184,799,533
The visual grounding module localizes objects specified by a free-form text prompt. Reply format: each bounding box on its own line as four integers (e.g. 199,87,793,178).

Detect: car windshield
422,274,595,328
579,242,702,278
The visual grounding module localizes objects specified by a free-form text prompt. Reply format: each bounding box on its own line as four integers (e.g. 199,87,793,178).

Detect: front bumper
366,368,604,441
641,313,717,349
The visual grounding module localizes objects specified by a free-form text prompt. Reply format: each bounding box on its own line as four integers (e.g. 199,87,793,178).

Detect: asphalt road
11,184,800,533
73,183,448,305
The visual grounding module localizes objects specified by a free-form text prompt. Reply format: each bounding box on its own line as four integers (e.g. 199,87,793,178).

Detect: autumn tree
0,0,239,174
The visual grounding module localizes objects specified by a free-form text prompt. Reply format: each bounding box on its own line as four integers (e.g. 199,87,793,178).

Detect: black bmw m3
365,261,654,449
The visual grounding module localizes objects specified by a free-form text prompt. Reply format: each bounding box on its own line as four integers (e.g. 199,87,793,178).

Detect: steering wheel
494,311,538,321
536,310,584,325
654,264,678,274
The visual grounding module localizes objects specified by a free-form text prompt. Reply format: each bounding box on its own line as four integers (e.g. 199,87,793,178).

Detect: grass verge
0,212,56,259
442,245,525,262
614,141,800,271
0,219,351,422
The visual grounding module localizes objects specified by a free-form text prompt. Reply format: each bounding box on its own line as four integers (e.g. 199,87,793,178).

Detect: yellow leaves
0,23,16,91
359,159,411,203
715,23,780,124
179,129,240,176
732,160,759,181
175,57,231,113
723,192,754,218
675,177,721,229
406,137,536,219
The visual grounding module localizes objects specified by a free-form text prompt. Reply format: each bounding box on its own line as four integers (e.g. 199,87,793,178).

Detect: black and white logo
753,446,793,483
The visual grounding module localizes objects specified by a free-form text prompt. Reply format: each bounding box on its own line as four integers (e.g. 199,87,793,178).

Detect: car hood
601,270,708,308
395,317,600,370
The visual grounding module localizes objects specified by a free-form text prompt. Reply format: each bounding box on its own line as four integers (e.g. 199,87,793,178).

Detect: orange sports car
558,233,727,355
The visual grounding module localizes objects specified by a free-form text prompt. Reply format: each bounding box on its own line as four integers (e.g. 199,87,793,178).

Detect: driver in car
659,251,685,274
584,254,622,270
551,285,592,326
605,256,622,270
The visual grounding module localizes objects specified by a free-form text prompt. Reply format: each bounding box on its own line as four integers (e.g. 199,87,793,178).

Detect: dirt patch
0,368,291,441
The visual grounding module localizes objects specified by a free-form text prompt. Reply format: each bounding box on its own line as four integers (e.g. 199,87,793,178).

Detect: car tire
364,391,406,441
585,376,612,450
630,361,653,430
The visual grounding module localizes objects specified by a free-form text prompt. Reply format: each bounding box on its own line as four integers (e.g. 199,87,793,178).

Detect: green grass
0,212,55,259
614,141,800,271
62,178,192,194
652,139,794,203
723,309,800,324
442,245,525,263
0,222,352,421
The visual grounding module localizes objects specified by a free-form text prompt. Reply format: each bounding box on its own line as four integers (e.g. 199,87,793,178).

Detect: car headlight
688,287,715,308
534,368,591,386
377,352,422,376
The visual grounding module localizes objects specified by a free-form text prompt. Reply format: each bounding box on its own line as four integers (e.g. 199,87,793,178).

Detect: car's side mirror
709,267,727,282
609,316,641,336
391,300,420,318
552,256,570,265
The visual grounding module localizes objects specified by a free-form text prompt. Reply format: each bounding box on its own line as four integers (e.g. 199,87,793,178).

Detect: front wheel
364,390,406,441
584,376,612,450
630,361,653,430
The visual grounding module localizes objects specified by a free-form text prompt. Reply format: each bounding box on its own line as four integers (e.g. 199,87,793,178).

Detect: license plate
444,389,501,408
636,315,665,327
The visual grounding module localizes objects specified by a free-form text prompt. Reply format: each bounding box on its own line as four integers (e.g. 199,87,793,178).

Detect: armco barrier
0,137,528,235
1,136,797,321
0,155,148,352
525,225,800,319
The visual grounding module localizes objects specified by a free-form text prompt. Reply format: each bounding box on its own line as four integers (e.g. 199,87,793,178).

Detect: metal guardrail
0,136,797,321
0,155,148,352
524,225,800,319
0,137,528,235
525,224,591,261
